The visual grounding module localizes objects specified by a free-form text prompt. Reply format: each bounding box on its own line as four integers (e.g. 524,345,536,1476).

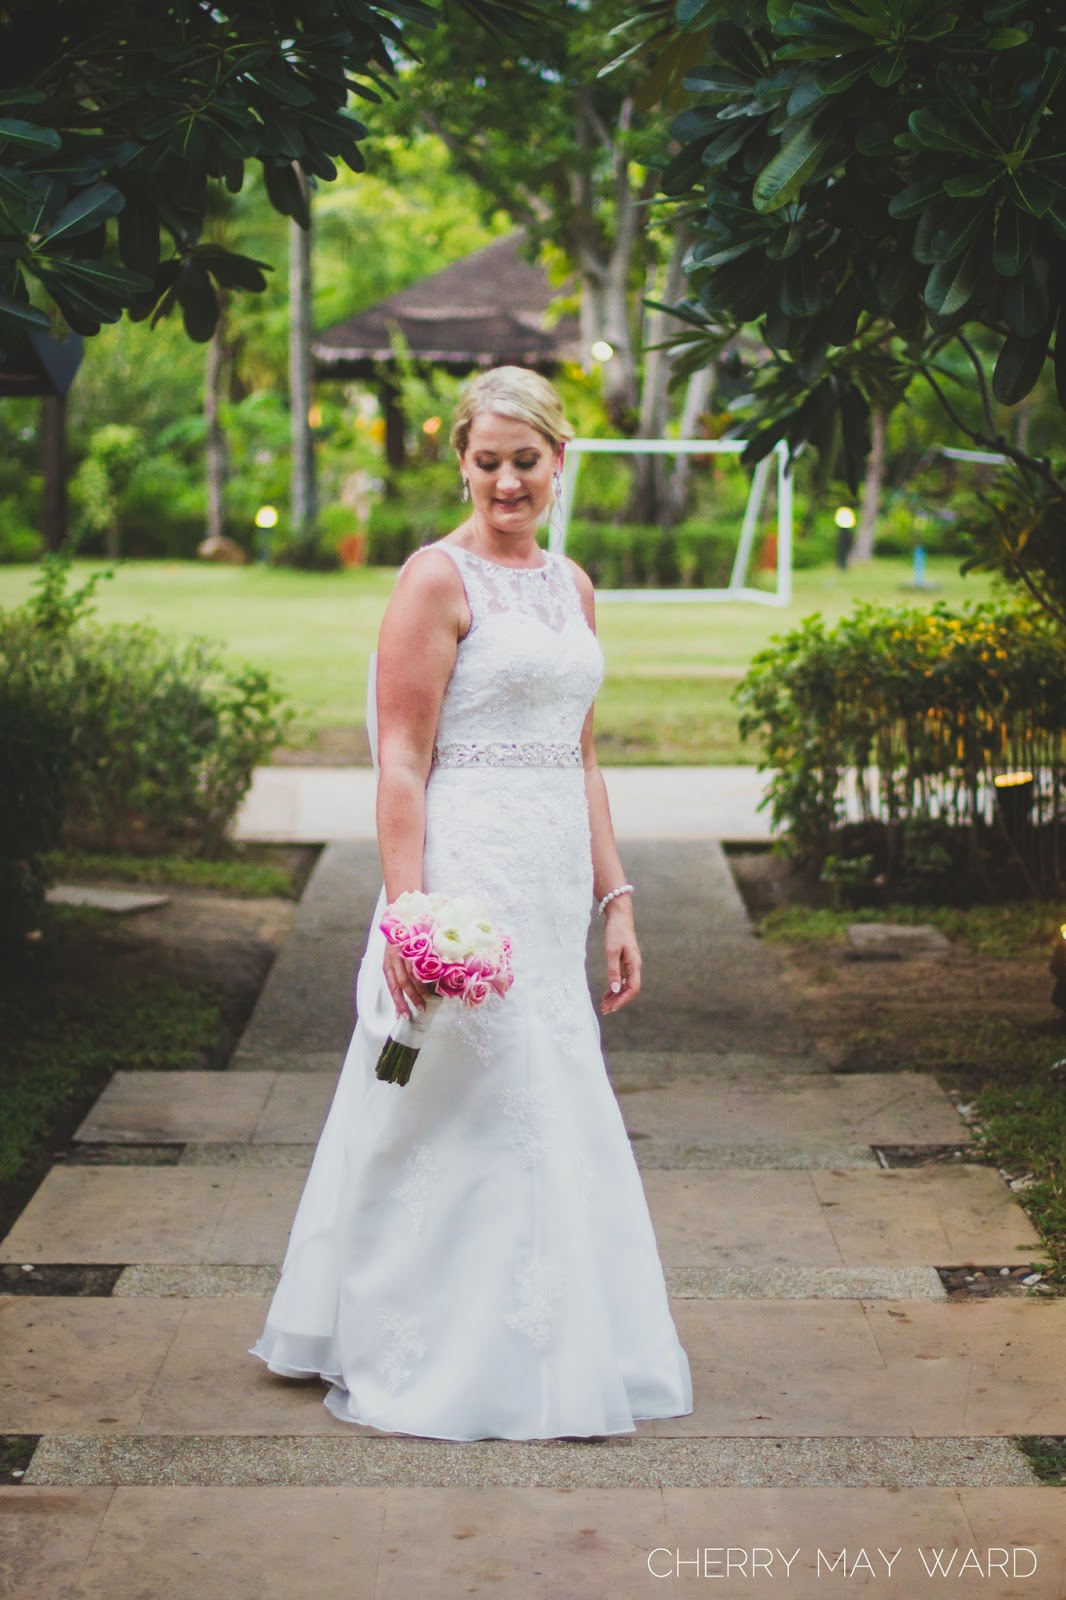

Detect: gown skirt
247,703,693,1441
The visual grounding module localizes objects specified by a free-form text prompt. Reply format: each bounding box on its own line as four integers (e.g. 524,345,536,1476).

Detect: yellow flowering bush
736,602,1066,896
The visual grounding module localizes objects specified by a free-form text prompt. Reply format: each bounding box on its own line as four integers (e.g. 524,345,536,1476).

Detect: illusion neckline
440,541,552,574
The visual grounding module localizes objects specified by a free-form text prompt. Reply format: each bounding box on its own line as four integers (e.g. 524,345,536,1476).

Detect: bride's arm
375,551,465,1015
567,558,642,1015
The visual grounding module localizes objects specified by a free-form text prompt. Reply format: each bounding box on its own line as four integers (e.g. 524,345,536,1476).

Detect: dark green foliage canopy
655,0,1066,489
0,0,534,345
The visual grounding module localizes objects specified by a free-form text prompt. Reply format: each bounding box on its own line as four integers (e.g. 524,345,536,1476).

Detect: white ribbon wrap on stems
388,989,445,1050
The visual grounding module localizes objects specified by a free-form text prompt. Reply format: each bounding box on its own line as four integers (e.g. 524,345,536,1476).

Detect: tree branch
917,363,1066,500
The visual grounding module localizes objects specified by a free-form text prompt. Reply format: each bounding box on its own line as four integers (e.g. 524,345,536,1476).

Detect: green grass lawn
0,555,1000,763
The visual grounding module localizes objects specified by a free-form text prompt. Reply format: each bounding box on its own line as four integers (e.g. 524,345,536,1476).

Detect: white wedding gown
247,541,693,1439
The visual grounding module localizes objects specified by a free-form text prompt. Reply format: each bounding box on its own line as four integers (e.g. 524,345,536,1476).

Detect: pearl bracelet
598,883,634,916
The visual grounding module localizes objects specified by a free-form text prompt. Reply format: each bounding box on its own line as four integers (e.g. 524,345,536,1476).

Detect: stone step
11,1482,1063,1600
2,1165,1038,1271
3,1296,1064,1440
72,1067,968,1150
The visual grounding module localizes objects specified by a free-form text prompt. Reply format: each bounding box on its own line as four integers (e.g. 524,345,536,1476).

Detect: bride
248,365,693,1440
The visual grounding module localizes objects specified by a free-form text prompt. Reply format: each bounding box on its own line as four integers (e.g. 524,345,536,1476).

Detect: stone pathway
2,840,1064,1598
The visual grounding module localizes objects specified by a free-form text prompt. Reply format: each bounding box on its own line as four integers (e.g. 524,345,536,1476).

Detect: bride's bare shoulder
393,542,465,598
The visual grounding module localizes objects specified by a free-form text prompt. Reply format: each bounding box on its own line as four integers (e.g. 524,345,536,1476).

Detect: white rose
390,890,433,920
433,923,468,962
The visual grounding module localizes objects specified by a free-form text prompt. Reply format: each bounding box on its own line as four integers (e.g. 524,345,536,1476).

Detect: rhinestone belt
432,739,583,769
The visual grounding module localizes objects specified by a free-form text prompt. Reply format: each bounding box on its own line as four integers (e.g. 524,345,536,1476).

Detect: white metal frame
551,437,793,606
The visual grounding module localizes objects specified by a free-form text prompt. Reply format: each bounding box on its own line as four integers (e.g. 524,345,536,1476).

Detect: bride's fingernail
610,981,621,993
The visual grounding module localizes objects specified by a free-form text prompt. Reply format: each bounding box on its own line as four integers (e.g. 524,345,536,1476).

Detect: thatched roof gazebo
312,231,581,467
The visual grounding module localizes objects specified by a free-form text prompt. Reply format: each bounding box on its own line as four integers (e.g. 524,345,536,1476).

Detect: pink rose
463,977,490,1006
380,916,409,946
414,951,444,981
400,933,432,960
490,969,513,996
437,965,468,998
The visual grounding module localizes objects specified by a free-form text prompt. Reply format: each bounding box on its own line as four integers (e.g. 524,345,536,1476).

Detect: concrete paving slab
73,1070,276,1144
643,1168,1038,1269
592,842,803,1054
847,922,953,961
961,1489,1066,1599
252,1071,339,1142
138,1297,352,1437
24,1434,1040,1490
862,1298,1066,1436
46,884,169,913
0,1168,237,1263
70,1486,386,1600
377,1485,673,1600
656,1300,1066,1438
643,1170,843,1268
229,842,381,1072
618,1072,967,1147
0,1168,305,1265
605,1049,828,1087
232,764,776,845
656,1484,1056,1600
0,1296,185,1432
0,1486,114,1600
809,1166,1043,1264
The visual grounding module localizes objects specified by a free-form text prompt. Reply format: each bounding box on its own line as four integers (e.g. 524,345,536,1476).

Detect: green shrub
736,601,1066,896
0,496,44,564
0,679,74,941
0,552,295,860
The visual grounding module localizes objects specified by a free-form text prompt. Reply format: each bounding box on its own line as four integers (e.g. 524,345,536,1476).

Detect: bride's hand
383,944,433,1021
600,902,641,1013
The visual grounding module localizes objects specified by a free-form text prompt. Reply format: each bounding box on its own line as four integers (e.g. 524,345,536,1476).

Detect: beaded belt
432,739,583,769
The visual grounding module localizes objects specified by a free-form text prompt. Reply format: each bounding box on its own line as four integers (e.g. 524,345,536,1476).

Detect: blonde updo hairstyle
450,366,574,522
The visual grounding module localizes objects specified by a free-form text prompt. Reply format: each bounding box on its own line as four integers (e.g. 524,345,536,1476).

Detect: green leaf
677,0,720,27
781,253,824,317
193,246,272,292
929,201,987,264
943,169,997,198
992,203,1029,277
1003,254,1050,337
992,324,1052,405
0,291,50,331
46,182,125,244
176,258,218,342
907,110,985,158
1009,171,1055,216
985,27,1029,47
0,119,61,152
889,174,942,220
118,198,160,276
870,47,906,88
1055,310,1066,409
753,121,834,213
923,238,983,318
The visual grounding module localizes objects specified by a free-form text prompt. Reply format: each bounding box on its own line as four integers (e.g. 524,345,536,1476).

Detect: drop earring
461,477,470,503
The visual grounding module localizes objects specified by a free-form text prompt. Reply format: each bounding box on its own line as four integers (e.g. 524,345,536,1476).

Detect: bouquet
374,891,514,1085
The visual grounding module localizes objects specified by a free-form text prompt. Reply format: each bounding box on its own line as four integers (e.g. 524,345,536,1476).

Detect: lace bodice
413,543,605,748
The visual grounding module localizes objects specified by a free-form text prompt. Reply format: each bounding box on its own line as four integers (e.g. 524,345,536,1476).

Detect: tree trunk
204,315,228,541
629,228,691,524
664,360,717,524
853,406,887,562
289,168,317,540
40,393,68,552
